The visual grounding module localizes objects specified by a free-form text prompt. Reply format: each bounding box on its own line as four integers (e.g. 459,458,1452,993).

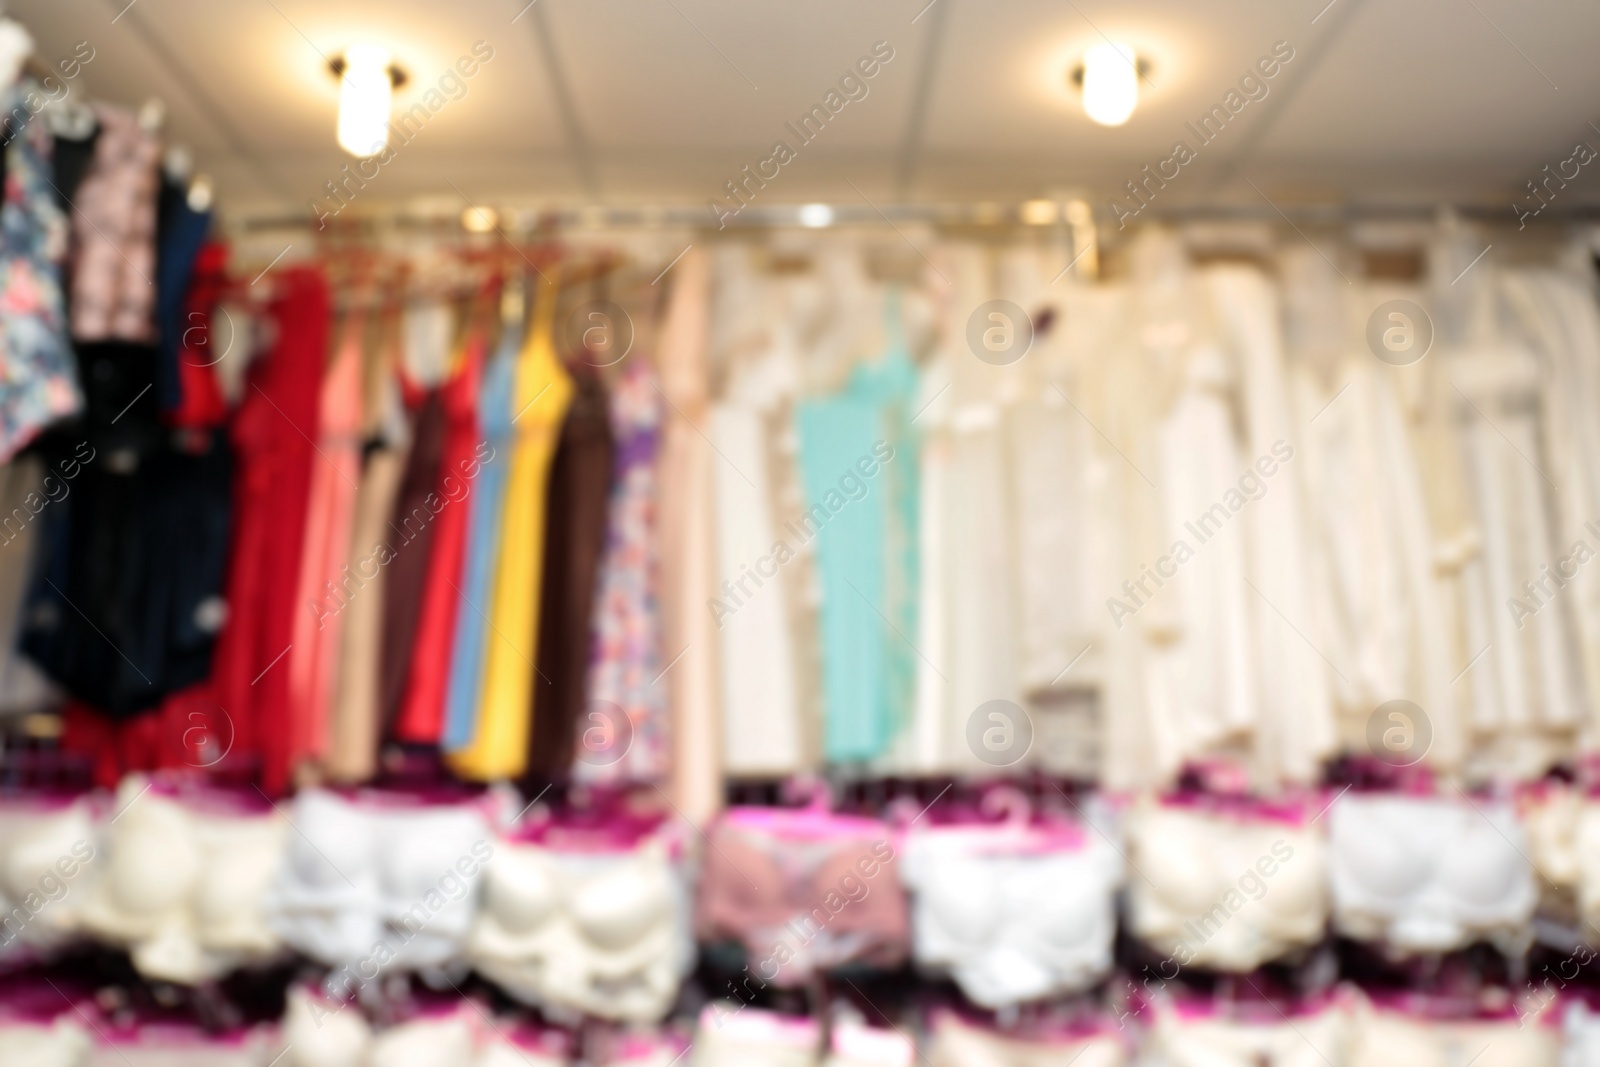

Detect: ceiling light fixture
331,45,407,157
1020,199,1060,226
1072,43,1145,127
799,203,834,228
461,205,498,233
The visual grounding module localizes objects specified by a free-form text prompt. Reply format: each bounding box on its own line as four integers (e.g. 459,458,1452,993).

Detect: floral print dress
577,357,667,782
0,79,79,461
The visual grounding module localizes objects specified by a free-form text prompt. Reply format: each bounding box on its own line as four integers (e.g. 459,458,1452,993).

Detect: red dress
168,242,230,429
208,267,330,793
393,329,486,743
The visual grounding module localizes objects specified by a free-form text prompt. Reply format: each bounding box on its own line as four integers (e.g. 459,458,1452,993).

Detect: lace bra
1328,793,1536,954
76,779,283,984
0,1017,91,1067
1146,1001,1349,1067
1570,797,1600,940
0,796,96,957
265,789,491,975
1125,800,1327,972
468,834,690,1022
696,810,908,985
927,1013,1127,1067
1521,784,1589,938
900,823,1121,1007
825,1020,915,1067
689,1004,820,1067
281,987,566,1067
1564,1001,1600,1067
84,1023,277,1067
1345,1000,1557,1067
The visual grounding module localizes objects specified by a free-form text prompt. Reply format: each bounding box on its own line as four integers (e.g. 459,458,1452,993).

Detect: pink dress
287,316,366,771
657,249,722,824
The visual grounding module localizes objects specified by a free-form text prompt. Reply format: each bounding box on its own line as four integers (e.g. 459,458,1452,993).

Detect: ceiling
13,0,1600,222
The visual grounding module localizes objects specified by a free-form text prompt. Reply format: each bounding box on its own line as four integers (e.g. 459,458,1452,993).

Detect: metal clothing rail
229,198,1600,234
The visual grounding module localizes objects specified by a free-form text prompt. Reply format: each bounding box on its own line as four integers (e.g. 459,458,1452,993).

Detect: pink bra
696,807,908,985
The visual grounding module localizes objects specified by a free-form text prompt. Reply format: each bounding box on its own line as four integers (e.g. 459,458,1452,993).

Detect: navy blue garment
154,179,211,416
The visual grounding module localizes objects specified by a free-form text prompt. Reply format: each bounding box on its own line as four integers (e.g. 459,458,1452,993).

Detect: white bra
476,1031,570,1067
927,1014,1127,1067
280,986,561,1067
468,836,690,1022
1345,1000,1557,1067
1563,1001,1600,1067
1569,799,1600,940
1521,784,1587,941
85,1026,277,1067
266,790,490,977
824,1021,914,1067
1524,786,1582,895
0,1018,91,1067
690,1005,819,1067
76,778,284,984
1328,794,1536,954
280,986,373,1067
1145,1002,1349,1067
899,824,1121,1008
1125,802,1327,972
0,796,97,957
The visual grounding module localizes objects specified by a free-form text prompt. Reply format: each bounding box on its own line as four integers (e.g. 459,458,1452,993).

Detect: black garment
50,127,98,212
72,340,163,458
18,342,232,716
20,426,231,716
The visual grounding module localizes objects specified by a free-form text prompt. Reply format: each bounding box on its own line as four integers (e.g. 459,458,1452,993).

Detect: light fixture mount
1070,56,1151,88
329,54,408,89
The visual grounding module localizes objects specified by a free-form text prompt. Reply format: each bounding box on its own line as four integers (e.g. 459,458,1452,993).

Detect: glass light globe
1081,42,1138,127
337,44,393,157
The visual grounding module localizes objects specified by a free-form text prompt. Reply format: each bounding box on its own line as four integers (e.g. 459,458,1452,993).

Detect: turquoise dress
441,322,519,749
796,296,920,763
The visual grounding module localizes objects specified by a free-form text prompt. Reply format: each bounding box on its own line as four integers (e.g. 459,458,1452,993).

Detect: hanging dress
908,343,954,772
658,248,722,823
0,77,77,461
527,356,614,780
998,246,1118,779
1211,264,1335,785
1433,229,1582,780
1283,250,1465,773
439,312,520,752
576,358,667,783
1502,263,1600,748
326,315,411,782
69,104,158,343
447,275,571,780
287,313,365,773
378,388,446,740
1097,230,1256,789
712,332,803,776
394,321,487,744
210,266,329,793
934,247,1022,770
795,290,920,765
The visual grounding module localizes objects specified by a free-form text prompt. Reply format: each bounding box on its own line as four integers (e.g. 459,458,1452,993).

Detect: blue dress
440,320,519,749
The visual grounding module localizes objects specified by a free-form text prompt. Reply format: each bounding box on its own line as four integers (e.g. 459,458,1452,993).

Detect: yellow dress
448,274,573,780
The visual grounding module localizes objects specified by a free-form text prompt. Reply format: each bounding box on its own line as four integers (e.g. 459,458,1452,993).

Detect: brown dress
526,362,614,779
378,390,446,739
